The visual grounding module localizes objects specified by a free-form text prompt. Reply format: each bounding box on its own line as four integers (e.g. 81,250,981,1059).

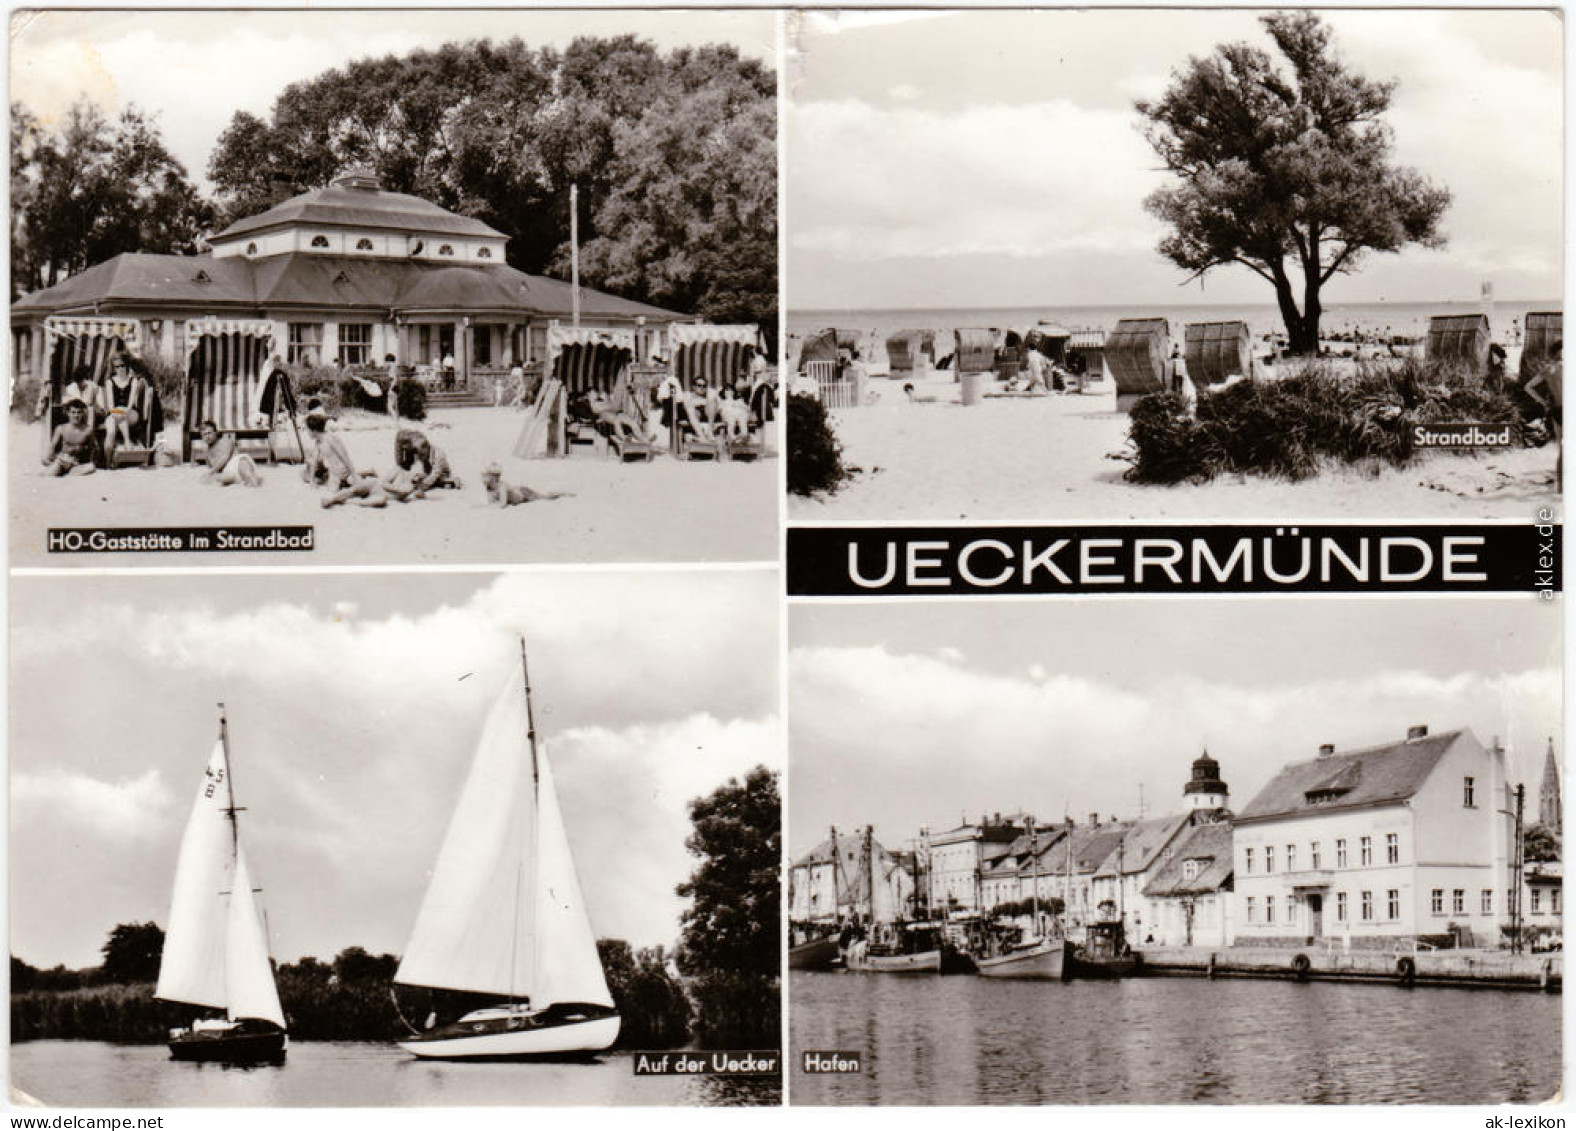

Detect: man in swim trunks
199,421,262,487
42,399,98,476
305,415,387,508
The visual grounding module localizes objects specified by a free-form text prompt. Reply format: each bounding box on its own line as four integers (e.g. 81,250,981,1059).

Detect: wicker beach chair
181,321,301,463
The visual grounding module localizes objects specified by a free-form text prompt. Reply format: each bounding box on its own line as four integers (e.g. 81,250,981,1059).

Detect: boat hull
399,1008,620,1059
168,1024,287,1065
1067,954,1140,980
976,940,1070,981
845,949,941,973
789,937,842,971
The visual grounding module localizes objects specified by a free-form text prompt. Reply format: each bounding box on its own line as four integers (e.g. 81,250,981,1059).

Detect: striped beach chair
37,317,150,464
543,325,637,457
670,323,764,459
181,320,302,463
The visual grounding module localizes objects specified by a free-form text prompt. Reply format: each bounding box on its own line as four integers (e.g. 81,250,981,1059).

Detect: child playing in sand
42,399,98,476
199,421,262,487
394,429,463,492
480,462,572,506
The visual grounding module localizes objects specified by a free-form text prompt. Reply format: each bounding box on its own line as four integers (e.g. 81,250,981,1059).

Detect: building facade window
1311,841,1321,869
338,323,372,367
1183,859,1200,881
1452,889,1465,914
1286,845,1296,871
1246,897,1256,923
1482,889,1493,915
356,238,374,251
1360,837,1372,866
438,244,455,256
1337,838,1348,868
288,323,323,366
1361,891,1373,920
1531,889,1543,913
1431,888,1444,914
473,325,492,366
1266,896,1275,924
1336,892,1348,921
477,247,493,258
1387,889,1400,920
1244,847,1254,874
1265,846,1275,873
311,235,330,249
246,242,258,256
1386,833,1399,864
1463,776,1475,806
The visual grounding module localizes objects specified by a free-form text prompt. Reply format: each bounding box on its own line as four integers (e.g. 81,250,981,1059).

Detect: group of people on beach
41,353,157,475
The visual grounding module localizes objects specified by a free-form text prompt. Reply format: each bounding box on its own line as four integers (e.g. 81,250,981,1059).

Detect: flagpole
570,184,581,328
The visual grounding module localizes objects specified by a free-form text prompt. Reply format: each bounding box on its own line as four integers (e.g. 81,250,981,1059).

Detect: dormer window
311,235,330,249
332,270,351,287
356,238,374,251
192,269,212,285
438,244,455,257
477,247,493,259
246,242,258,256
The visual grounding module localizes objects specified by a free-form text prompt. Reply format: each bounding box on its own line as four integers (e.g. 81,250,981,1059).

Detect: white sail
156,739,234,1010
396,672,538,997
533,742,614,1008
871,851,900,925
225,843,286,1028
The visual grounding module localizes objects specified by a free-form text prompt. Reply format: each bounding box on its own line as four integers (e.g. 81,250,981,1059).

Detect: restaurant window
246,242,258,256
1336,839,1348,868
1386,833,1399,864
1360,836,1372,866
477,247,493,259
473,325,492,366
438,244,455,257
356,238,374,251
1361,891,1373,920
1387,889,1399,920
311,235,330,249
288,323,323,367
1431,889,1443,914
338,323,372,367
1336,892,1347,922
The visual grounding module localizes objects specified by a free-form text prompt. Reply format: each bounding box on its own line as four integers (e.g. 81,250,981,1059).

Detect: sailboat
393,643,621,1058
977,819,1069,980
843,826,942,973
155,706,288,1064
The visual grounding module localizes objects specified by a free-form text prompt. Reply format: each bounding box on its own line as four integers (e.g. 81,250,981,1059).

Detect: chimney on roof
993,811,1002,825
1407,724,1429,740
1089,812,1099,827
1318,743,1335,757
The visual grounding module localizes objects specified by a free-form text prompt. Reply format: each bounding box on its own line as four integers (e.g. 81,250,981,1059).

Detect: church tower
1183,748,1229,818
1539,737,1561,836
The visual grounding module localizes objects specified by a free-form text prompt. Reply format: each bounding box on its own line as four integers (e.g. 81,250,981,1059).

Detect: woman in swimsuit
100,355,148,466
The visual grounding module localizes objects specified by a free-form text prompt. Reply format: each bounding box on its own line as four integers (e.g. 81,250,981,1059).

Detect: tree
100,921,165,983
1523,822,1561,864
10,99,211,299
1136,13,1450,353
675,766,779,977
331,946,399,984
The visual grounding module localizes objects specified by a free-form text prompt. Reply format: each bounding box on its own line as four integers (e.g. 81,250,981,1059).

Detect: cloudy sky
790,598,1561,858
787,9,1563,311
11,570,781,970
10,8,777,194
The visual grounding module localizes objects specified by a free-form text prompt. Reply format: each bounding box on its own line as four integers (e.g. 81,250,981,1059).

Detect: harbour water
790,971,1559,1105
9,1041,779,1108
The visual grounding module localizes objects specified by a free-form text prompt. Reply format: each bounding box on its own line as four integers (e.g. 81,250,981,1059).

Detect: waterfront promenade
1138,945,1560,991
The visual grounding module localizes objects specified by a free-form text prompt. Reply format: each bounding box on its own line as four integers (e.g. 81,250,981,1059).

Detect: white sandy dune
786,372,1560,523
12,408,779,567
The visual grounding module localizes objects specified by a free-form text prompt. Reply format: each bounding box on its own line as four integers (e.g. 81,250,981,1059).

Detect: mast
513,638,540,1005
828,825,844,922
863,825,874,927
1027,817,1039,935
218,703,240,855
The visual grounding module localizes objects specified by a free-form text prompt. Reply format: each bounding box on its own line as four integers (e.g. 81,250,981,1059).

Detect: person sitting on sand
199,421,262,487
394,428,463,492
480,462,572,506
305,415,387,508
903,382,938,405
1022,348,1050,394
42,399,98,476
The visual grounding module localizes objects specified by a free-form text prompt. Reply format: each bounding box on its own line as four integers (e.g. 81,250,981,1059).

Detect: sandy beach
786,370,1560,523
13,407,779,567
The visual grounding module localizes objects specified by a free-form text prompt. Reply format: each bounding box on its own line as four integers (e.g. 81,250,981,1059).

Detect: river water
790,971,1560,1105
9,1041,779,1107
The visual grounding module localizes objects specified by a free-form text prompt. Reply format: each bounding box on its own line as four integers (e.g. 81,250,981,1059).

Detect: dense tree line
11,36,777,336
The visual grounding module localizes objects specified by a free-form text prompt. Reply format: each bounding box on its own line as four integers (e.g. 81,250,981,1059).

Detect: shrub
395,378,427,421
1124,358,1525,484
787,393,852,496
685,971,779,1050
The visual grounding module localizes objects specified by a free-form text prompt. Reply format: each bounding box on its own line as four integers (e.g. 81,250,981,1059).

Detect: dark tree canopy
1136,13,1450,353
1523,822,1561,864
675,766,780,977
100,921,165,984
10,99,212,300
205,36,776,333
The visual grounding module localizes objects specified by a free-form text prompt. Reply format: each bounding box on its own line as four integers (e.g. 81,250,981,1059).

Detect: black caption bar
631,1050,780,1075
47,527,315,553
788,520,1560,597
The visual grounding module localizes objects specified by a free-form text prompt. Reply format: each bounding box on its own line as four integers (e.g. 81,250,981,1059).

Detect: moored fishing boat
789,935,842,971
976,936,1071,980
156,706,288,1065
392,642,620,1059
1067,916,1140,980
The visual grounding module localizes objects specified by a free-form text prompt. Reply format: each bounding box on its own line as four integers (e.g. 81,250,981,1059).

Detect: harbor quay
1137,944,1561,992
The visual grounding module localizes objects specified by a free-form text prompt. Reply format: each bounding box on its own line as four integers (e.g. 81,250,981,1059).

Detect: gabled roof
792,832,906,905
1143,823,1235,898
13,253,684,321
1062,825,1130,876
1237,730,1466,824
213,181,505,242
1093,813,1192,878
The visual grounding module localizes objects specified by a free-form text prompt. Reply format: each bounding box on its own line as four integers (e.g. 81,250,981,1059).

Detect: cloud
13,768,173,842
